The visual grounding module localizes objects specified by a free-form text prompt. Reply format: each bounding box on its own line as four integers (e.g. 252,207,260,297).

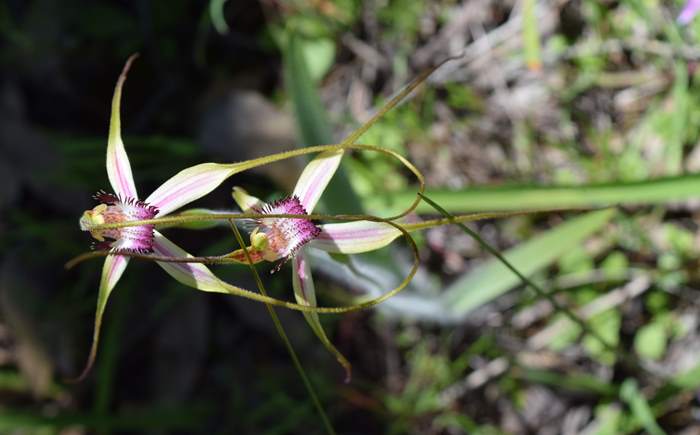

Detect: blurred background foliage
4,0,700,434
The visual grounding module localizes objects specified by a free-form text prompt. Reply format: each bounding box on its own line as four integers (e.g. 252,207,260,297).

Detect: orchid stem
228,221,337,435
86,209,576,233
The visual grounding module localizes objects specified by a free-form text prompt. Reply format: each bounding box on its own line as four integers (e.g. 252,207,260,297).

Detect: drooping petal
106,55,139,199
679,0,700,24
151,230,226,292
309,220,401,254
73,254,130,381
232,186,265,212
292,149,344,213
145,163,238,216
292,251,351,381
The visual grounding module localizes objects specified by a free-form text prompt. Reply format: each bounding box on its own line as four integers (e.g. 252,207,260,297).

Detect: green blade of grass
620,379,667,435
209,0,229,34
366,174,700,213
522,0,542,71
606,361,700,434
667,61,688,175
517,367,618,397
439,208,616,316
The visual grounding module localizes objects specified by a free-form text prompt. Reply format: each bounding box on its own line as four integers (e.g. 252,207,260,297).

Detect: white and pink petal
151,230,227,293
310,220,401,254
292,251,351,381
74,254,130,381
106,55,139,199
145,163,238,216
292,149,344,213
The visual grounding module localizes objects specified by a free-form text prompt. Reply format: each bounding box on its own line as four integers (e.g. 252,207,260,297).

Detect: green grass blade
209,0,229,34
366,174,700,213
653,362,700,406
441,209,616,316
667,61,688,174
522,0,542,71
518,367,617,396
620,379,667,435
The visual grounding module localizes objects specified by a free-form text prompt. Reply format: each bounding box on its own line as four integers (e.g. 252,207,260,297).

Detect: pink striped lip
252,196,321,269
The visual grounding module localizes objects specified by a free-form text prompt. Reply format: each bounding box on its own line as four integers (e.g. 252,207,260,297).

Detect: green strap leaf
441,209,616,316
367,175,700,213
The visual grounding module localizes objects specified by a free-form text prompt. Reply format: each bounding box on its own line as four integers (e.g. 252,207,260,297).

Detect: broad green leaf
591,404,623,435
634,321,668,360
366,175,700,213
301,37,335,83
443,209,616,316
583,309,620,365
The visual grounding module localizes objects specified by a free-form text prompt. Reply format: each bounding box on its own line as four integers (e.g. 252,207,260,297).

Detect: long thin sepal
292,149,344,213
151,230,226,292
145,163,238,216
292,251,352,382
107,54,139,199
70,255,130,382
311,221,401,254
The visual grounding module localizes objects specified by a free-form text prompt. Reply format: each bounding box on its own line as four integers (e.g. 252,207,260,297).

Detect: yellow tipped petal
106,54,139,199
232,186,264,212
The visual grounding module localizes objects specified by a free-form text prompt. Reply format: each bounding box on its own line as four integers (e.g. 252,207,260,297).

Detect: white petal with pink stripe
310,220,401,254
292,149,344,212
145,163,237,216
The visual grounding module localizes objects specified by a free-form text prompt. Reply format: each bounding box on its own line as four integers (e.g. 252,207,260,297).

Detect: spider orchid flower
230,149,405,379
75,55,240,380
679,0,700,24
